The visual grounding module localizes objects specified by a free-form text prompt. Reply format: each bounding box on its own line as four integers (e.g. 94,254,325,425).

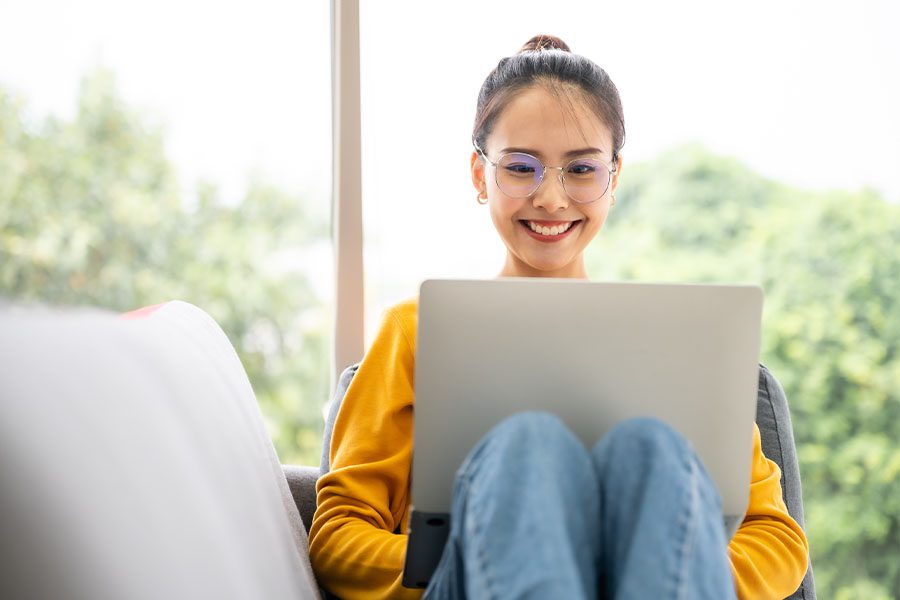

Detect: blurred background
1,0,898,596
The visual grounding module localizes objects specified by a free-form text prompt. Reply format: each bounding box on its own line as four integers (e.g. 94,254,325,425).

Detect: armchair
288,363,816,599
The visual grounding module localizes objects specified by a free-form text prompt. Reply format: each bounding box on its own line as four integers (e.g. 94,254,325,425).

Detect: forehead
488,85,613,158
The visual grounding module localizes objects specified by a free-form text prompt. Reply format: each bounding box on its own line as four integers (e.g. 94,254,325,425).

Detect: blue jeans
422,412,737,600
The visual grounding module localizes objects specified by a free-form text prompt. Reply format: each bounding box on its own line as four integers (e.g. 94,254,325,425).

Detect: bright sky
3,0,899,340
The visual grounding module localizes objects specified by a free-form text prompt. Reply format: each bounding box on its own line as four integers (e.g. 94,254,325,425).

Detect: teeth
528,221,573,236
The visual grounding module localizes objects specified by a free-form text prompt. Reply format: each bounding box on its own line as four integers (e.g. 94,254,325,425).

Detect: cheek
489,196,522,223
591,202,611,222
581,205,611,234
488,203,508,234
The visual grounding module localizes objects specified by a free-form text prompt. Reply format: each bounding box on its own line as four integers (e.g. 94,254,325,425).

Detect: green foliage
587,145,900,598
0,70,330,465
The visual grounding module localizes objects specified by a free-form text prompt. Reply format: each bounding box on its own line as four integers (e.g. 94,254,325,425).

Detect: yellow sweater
309,297,810,599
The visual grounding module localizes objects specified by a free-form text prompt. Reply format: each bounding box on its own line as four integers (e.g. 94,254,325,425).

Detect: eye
566,159,604,179
504,163,536,176
498,153,541,177
568,162,598,175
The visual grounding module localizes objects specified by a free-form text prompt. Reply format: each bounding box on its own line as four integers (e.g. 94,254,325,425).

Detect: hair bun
517,34,571,54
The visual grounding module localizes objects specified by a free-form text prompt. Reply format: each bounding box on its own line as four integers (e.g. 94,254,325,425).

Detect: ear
471,151,486,198
610,155,623,195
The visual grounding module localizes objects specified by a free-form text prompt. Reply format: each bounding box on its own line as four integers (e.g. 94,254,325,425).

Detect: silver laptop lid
411,278,762,518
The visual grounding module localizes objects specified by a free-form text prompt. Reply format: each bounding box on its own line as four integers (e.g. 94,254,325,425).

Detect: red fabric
121,303,168,320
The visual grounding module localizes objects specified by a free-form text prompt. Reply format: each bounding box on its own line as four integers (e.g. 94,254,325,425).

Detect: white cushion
0,301,320,599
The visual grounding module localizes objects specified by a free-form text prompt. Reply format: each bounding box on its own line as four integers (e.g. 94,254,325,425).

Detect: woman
309,35,809,599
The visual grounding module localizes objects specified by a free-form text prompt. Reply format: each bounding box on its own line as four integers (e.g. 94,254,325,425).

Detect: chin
523,256,578,276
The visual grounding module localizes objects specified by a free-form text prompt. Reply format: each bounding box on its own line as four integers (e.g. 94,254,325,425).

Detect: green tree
0,70,330,465
587,145,900,598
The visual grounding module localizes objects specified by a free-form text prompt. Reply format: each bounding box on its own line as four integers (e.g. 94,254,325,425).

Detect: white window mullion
331,0,364,390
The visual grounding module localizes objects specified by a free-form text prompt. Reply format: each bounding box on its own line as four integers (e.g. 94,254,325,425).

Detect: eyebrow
499,146,605,158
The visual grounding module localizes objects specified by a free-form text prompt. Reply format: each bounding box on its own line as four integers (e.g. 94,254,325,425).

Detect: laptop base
401,509,450,588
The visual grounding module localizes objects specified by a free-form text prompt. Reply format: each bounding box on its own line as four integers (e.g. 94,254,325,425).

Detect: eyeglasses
473,139,617,204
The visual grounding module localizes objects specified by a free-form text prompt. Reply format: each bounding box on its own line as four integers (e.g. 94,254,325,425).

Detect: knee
591,417,720,514
488,411,583,459
469,411,594,494
593,417,690,465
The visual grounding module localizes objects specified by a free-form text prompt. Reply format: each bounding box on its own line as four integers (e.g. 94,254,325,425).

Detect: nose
531,169,569,213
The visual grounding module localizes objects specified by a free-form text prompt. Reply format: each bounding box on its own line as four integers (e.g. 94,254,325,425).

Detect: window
0,0,333,465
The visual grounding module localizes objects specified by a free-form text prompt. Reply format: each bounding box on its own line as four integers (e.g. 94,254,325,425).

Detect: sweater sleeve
728,423,810,599
308,305,423,600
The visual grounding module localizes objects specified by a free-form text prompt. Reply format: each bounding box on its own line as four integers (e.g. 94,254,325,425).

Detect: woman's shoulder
385,295,418,319
352,297,418,402
380,295,419,337
365,295,419,357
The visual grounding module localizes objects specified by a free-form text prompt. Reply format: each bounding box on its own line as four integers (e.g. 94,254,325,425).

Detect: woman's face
470,85,621,279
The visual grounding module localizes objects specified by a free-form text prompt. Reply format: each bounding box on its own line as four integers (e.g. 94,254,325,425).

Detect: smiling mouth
519,219,582,238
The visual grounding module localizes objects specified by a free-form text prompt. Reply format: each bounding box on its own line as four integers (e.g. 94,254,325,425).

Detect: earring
610,194,617,207
476,192,488,205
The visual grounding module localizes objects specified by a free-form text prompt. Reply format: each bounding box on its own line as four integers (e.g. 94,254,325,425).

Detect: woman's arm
728,424,810,599
309,300,423,600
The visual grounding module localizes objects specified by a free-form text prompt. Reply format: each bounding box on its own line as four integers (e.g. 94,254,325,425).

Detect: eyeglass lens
496,153,610,203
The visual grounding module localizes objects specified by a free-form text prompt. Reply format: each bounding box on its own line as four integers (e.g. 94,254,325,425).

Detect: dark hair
473,34,625,161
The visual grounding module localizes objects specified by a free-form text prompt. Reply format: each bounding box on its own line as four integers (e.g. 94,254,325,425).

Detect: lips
519,219,582,242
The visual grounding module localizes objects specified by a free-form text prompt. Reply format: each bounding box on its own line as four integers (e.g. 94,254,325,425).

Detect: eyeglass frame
472,137,618,205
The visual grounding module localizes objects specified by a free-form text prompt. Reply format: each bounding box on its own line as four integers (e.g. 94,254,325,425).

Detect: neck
497,253,589,280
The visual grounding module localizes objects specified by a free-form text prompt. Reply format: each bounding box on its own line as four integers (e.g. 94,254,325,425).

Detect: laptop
401,278,763,588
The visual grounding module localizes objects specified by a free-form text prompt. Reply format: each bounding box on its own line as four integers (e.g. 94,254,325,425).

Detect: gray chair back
756,364,816,599
320,364,360,474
